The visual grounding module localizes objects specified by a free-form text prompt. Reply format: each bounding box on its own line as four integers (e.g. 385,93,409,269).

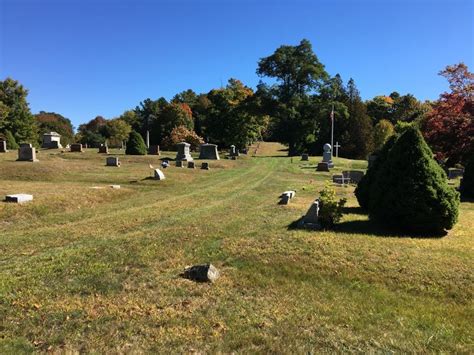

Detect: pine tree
3,130,19,149
369,127,459,233
125,131,147,155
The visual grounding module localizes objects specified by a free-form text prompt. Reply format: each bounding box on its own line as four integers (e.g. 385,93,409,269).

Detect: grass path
0,144,472,353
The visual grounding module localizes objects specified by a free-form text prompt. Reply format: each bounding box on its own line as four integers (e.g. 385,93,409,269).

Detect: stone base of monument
182,264,219,283
5,194,33,203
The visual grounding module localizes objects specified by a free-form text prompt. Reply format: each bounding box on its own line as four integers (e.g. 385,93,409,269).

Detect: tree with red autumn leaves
422,63,474,166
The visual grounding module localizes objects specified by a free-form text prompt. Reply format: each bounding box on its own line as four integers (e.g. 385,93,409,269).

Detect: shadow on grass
288,216,447,238
460,195,474,203
342,206,367,215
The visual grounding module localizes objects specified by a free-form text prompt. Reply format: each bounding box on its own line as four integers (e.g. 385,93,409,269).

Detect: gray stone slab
5,194,33,203
182,264,219,283
176,142,193,162
106,157,120,167
199,143,220,160
201,162,210,170
316,162,329,172
154,168,166,180
187,161,195,169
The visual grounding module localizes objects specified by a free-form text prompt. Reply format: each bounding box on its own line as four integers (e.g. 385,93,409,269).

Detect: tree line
0,39,472,166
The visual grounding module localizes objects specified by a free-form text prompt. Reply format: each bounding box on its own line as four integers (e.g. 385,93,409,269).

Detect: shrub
126,131,147,155
318,182,347,229
355,135,397,210
3,130,19,149
460,154,474,198
161,125,204,151
369,127,459,233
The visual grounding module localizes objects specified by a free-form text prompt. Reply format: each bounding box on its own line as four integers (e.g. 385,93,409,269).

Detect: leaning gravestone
201,162,210,170
106,157,120,167
148,145,160,155
316,162,329,172
187,161,195,169
199,143,220,160
98,145,108,154
321,143,334,168
301,153,309,161
153,168,166,180
297,199,321,229
279,190,296,205
176,142,193,162
70,143,83,152
17,144,38,162
0,139,8,153
5,193,33,203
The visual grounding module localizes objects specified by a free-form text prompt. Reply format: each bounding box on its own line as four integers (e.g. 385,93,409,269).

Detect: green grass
0,143,472,353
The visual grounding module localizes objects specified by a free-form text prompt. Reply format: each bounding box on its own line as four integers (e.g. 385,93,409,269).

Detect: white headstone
154,168,166,180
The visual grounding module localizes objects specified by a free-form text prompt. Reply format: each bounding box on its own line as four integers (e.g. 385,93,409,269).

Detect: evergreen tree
3,130,18,149
126,131,147,155
369,127,459,233
460,153,474,198
0,78,38,144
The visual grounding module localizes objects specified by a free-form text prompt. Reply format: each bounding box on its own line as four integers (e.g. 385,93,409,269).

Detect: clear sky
1,0,473,128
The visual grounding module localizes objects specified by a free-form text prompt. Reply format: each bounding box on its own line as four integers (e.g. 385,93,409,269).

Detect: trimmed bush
126,131,147,155
369,127,459,233
355,135,397,210
460,154,474,198
319,182,346,229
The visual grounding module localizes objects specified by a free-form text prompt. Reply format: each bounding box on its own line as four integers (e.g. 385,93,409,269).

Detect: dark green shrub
460,154,474,198
319,182,346,229
369,127,459,233
3,130,19,149
126,131,147,155
355,135,397,210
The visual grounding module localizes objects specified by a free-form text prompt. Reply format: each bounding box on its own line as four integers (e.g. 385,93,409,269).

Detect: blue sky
1,0,473,128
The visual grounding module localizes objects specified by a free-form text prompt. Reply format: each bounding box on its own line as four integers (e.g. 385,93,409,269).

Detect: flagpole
330,103,334,158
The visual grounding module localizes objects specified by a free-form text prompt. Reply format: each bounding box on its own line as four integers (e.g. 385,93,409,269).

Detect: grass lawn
0,142,472,353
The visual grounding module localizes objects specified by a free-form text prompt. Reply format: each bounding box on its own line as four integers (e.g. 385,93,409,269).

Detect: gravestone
154,168,166,180
17,144,38,162
279,190,296,205
0,140,8,153
301,153,309,161
316,162,329,172
199,143,220,160
201,162,210,170
42,132,62,149
342,170,365,183
5,194,33,203
368,154,377,169
187,161,195,169
298,199,321,228
98,145,108,154
332,174,348,184
176,142,193,162
70,143,83,152
229,145,239,157
321,143,334,168
182,264,219,283
175,160,184,168
106,157,120,167
148,145,160,155
231,156,237,160
448,168,464,180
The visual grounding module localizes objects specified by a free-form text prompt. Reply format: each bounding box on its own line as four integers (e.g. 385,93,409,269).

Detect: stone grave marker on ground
188,161,195,169
0,139,8,153
279,190,296,205
70,143,83,152
5,193,33,203
106,157,120,167
154,168,166,180
316,162,329,172
342,170,365,184
176,160,184,168
182,264,219,283
297,199,321,229
201,162,210,170
332,174,349,185
148,145,160,155
199,143,220,160
301,153,309,161
176,142,193,162
448,168,464,180
98,145,109,154
229,145,239,157
321,143,334,168
42,132,62,149
17,144,38,162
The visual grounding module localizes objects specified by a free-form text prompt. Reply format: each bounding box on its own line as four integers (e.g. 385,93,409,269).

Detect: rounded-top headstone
323,143,332,153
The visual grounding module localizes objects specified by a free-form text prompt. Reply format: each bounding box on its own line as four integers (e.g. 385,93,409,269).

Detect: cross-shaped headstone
334,142,341,157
